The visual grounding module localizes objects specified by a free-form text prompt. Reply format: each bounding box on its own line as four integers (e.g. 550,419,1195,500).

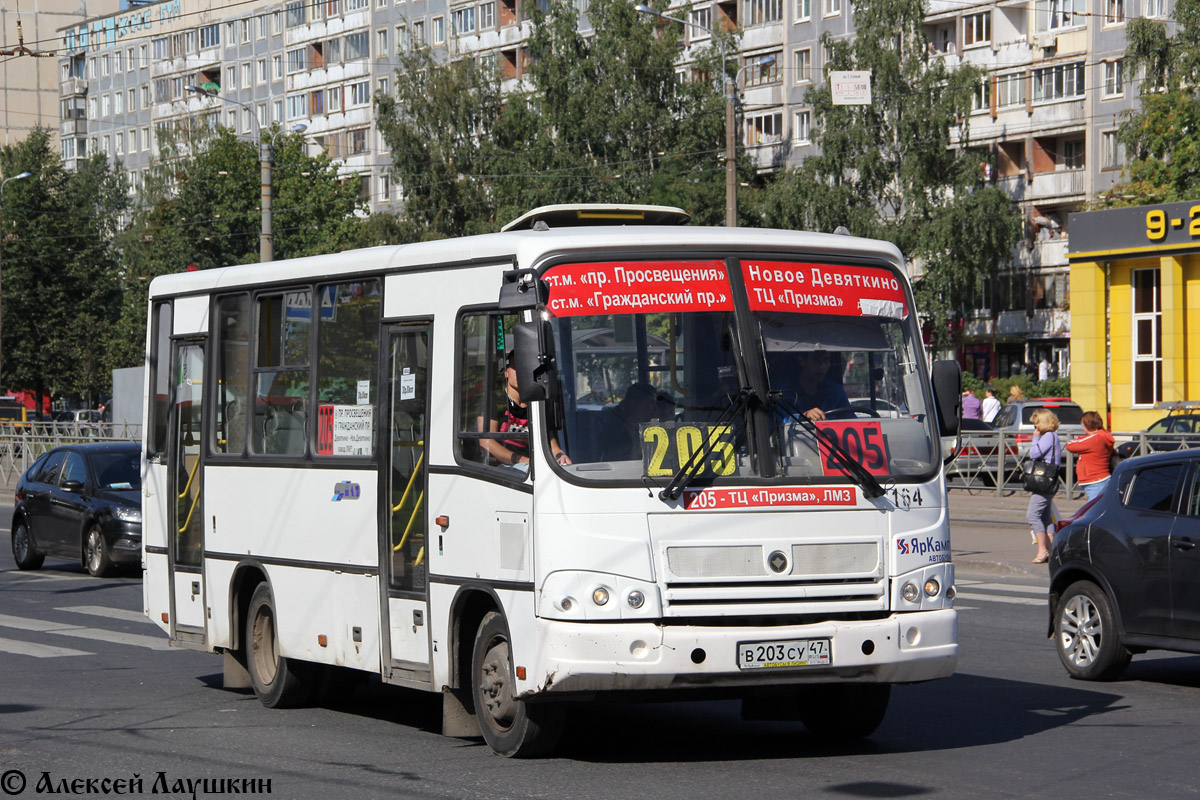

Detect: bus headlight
592,587,610,606
539,571,661,620
902,582,920,603
923,578,941,598
627,590,645,609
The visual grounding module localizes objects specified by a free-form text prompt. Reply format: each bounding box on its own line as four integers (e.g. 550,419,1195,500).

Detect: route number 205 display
737,638,832,670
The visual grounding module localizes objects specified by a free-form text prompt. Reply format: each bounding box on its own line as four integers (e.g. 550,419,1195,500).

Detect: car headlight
112,506,142,523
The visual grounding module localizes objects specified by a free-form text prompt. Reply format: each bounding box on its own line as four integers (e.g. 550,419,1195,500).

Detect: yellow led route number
642,422,738,478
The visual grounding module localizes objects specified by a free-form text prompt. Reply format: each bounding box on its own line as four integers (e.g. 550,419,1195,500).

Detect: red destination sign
543,260,733,317
741,260,909,318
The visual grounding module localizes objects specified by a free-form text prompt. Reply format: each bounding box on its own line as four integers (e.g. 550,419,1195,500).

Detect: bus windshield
544,257,938,486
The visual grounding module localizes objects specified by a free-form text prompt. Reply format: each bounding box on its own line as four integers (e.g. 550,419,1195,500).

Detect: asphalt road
1,512,1199,798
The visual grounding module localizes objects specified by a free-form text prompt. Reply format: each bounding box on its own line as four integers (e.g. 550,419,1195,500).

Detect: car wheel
1055,580,1131,681
245,583,312,708
84,526,113,577
11,519,44,570
795,684,891,740
471,610,564,758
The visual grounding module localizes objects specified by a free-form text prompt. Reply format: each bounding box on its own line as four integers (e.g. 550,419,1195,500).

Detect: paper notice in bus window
318,405,373,456
740,261,909,319
400,370,416,401
357,380,371,404
542,260,734,317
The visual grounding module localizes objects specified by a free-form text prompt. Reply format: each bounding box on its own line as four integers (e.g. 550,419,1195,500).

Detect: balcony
60,119,87,138
60,78,87,97
997,175,1026,201
1030,168,1084,200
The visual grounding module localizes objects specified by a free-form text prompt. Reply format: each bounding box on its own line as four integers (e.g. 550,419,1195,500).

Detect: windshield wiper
770,393,886,499
658,388,752,502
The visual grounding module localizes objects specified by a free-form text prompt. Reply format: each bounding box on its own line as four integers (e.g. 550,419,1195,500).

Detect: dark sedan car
1115,413,1200,459
1048,448,1200,680
11,442,142,576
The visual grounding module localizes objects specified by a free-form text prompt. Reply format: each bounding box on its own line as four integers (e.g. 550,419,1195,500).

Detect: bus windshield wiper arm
658,388,752,502
771,393,886,499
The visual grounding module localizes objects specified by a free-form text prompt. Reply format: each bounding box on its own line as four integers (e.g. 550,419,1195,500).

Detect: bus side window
457,311,524,470
214,294,250,456
252,292,310,457
314,280,380,457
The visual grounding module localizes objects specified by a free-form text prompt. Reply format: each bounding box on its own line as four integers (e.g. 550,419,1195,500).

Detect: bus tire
12,519,44,570
245,583,311,708
795,683,891,740
471,611,564,758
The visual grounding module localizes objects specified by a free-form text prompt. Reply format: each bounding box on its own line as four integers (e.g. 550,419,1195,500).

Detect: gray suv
991,397,1085,453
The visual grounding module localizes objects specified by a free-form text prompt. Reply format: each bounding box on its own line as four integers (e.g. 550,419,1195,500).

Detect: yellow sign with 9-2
641,422,738,478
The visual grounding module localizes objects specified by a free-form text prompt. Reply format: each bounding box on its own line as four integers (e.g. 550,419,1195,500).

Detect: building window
480,2,496,28
1033,62,1084,102
241,62,252,88
996,72,1025,107
349,127,368,153
690,6,712,36
350,80,371,105
1104,0,1124,24
413,20,426,44
793,109,811,144
114,92,124,116
1062,138,1084,169
432,16,445,44
744,52,780,87
452,7,476,35
226,66,237,89
380,174,390,200
258,15,268,38
274,99,284,123
114,49,124,72
345,31,369,59
972,76,990,112
141,85,151,107
1132,268,1162,407
287,94,306,119
745,111,783,145
396,24,408,51
793,48,812,84
258,103,269,128
273,55,283,80
310,89,325,115
745,0,782,25
796,0,811,21
102,94,111,117
1036,0,1085,31
328,85,343,111
378,77,389,96
287,48,307,73
824,0,841,16
963,11,990,47
128,88,137,112
1103,60,1124,97
241,18,251,42
1145,0,1166,16
126,47,135,72
1101,130,1125,169
286,1,306,27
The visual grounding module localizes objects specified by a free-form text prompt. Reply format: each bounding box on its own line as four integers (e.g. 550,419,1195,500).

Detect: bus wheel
246,583,311,708
12,520,44,570
795,684,891,740
471,611,564,758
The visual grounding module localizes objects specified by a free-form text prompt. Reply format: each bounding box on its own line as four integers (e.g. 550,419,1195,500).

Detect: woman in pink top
1064,411,1114,501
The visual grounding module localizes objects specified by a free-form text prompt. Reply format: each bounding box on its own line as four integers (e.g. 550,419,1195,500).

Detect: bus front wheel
470,611,564,758
795,683,891,740
246,583,311,708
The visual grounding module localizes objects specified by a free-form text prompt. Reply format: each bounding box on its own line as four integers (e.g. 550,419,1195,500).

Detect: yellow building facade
1068,201,1200,432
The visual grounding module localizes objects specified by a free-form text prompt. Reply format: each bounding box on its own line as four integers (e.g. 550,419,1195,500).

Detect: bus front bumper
520,608,957,697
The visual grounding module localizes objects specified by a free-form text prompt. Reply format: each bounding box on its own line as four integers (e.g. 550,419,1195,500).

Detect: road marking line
0,613,173,651
955,591,1045,607
0,636,92,658
3,570,93,582
961,583,1047,596
56,606,152,625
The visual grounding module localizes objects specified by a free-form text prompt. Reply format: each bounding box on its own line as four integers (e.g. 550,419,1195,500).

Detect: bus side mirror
499,268,549,311
931,360,962,438
512,320,559,404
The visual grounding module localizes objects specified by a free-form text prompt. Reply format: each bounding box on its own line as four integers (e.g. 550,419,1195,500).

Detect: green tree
1100,0,1200,206
755,0,1021,351
376,0,737,235
0,127,129,407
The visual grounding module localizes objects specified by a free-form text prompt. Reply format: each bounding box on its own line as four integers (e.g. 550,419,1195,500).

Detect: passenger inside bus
479,352,571,470
597,382,673,461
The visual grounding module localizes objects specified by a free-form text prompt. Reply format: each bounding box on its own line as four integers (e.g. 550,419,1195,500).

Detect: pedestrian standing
1065,411,1115,501
1038,357,1051,381
981,387,1002,423
1027,409,1061,564
961,389,982,420
1008,385,1026,404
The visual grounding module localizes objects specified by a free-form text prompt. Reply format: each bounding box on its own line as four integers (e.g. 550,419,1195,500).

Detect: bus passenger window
252,292,311,457
214,294,250,456
315,281,380,457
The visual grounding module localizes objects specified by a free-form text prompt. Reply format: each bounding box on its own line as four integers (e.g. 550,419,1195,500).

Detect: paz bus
142,204,963,757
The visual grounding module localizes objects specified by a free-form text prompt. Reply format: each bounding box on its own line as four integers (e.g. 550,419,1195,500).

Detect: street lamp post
634,4,736,227
0,171,32,387
185,86,306,262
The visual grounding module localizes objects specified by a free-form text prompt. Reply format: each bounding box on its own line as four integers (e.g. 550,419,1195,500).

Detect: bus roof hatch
501,204,691,232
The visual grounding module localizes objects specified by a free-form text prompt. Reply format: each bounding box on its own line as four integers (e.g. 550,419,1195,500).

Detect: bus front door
168,340,206,641
381,324,432,684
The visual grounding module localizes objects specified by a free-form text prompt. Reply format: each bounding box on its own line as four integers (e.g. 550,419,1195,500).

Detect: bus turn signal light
318,634,328,647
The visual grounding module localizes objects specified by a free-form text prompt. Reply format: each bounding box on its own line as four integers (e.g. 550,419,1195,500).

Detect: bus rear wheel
246,583,311,708
471,611,564,758
795,683,891,740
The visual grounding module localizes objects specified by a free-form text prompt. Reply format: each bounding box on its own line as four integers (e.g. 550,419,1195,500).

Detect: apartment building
1,0,119,148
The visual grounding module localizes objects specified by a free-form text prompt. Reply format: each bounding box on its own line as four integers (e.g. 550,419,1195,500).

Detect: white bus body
142,210,961,757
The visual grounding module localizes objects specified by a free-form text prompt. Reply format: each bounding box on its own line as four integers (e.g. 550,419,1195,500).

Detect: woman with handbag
1026,409,1061,564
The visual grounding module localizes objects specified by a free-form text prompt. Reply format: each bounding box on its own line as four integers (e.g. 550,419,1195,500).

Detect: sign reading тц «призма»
1069,199,1200,256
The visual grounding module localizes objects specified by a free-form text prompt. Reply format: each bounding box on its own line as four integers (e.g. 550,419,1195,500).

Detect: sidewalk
949,486,1085,580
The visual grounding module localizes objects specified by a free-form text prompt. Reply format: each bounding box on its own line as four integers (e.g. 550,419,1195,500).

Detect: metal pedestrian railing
947,430,1200,498
0,422,141,484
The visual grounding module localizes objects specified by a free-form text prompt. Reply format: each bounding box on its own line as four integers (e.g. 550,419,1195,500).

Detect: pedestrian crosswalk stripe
0,613,173,651
955,591,1044,607
4,570,95,582
0,636,91,658
56,606,152,625
957,582,1047,596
